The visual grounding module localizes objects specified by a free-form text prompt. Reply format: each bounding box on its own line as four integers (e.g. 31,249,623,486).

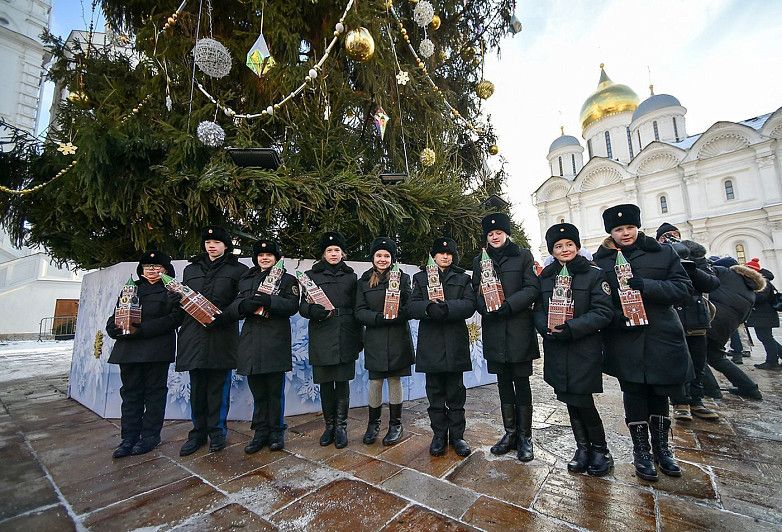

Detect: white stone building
533,64,782,272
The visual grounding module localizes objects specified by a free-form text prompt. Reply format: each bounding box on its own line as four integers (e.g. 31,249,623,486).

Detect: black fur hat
545,223,581,253
252,239,282,267
680,240,707,259
431,237,459,262
602,204,641,233
656,222,679,240
201,226,233,252
136,250,175,278
370,236,397,262
481,212,511,240
319,231,347,255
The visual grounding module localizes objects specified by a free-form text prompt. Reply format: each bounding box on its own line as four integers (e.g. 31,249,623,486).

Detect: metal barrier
38,315,78,342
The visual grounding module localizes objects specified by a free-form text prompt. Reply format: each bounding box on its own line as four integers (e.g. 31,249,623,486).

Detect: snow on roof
668,112,772,150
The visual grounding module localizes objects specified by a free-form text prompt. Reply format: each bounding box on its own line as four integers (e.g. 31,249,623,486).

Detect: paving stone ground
1,341,780,531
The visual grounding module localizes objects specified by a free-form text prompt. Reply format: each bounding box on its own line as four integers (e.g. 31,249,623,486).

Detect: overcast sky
47,0,782,255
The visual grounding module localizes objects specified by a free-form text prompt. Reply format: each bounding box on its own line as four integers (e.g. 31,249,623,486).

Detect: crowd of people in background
103,205,777,485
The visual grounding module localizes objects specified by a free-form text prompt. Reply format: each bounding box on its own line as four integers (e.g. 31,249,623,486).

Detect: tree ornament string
0,160,77,196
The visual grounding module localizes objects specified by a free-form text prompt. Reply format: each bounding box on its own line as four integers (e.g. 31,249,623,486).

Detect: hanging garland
0,160,77,196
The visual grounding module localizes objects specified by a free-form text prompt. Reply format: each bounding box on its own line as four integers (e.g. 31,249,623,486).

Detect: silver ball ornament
196,120,225,147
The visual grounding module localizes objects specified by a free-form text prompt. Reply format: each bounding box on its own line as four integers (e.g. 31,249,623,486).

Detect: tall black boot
334,398,349,449
363,406,382,444
628,421,657,481
649,415,682,477
567,409,589,473
383,403,403,445
516,404,534,462
319,386,336,447
585,420,613,477
490,404,518,455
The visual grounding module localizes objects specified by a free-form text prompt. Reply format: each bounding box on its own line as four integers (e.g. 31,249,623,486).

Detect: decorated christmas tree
0,0,526,269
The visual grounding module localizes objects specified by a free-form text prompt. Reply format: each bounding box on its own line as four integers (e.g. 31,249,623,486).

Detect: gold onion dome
579,64,639,130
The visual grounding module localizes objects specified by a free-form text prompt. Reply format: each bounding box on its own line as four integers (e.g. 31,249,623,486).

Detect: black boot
516,404,534,462
567,411,589,473
383,403,403,446
269,429,285,451
179,436,206,457
244,430,268,454
363,406,382,444
490,404,517,455
585,421,613,477
628,421,657,481
429,434,447,456
319,391,336,447
112,439,136,459
334,398,349,449
649,415,682,477
450,437,472,457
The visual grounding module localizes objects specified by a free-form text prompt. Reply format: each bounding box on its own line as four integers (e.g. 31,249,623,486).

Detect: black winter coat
355,268,415,373
107,279,179,364
533,256,614,395
746,269,779,328
593,234,693,386
299,261,362,367
471,241,540,365
708,265,765,345
675,259,720,334
175,254,248,372
228,267,300,375
407,266,477,373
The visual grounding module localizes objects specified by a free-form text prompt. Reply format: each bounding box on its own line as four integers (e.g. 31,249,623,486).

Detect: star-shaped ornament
57,142,78,156
396,71,410,86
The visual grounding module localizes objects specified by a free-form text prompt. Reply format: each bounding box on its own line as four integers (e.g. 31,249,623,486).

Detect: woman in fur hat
472,213,540,462
355,237,414,446
593,204,692,482
106,251,180,458
228,239,299,453
299,232,362,449
408,237,476,458
533,224,615,476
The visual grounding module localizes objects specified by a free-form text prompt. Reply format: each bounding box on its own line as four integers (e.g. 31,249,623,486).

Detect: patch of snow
0,340,73,383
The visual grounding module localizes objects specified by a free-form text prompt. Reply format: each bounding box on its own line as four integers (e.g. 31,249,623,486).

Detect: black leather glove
681,260,697,274
252,292,272,307
206,312,230,328
551,323,572,341
427,302,448,320
239,298,263,315
494,302,511,316
627,277,644,292
106,321,122,339
167,291,183,305
309,304,331,321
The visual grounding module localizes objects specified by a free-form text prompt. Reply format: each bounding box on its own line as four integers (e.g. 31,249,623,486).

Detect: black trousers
119,362,170,442
621,382,669,423
496,372,532,409
671,335,708,405
189,368,232,440
247,372,285,435
754,327,782,364
320,380,350,415
425,372,466,440
706,339,758,391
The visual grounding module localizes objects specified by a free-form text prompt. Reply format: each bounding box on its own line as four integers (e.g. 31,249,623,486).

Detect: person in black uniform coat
533,224,614,476
175,226,248,456
744,258,782,369
355,237,414,446
106,251,180,458
408,238,477,458
593,205,693,482
228,239,299,453
299,232,362,449
472,213,540,462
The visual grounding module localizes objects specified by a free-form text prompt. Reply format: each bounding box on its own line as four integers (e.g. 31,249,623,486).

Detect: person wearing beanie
299,232,362,449
656,223,680,243
105,251,180,458
227,239,299,453
533,223,615,476
593,204,693,482
408,237,476,458
745,258,782,370
175,226,248,456
472,213,540,462
667,240,722,422
355,236,414,446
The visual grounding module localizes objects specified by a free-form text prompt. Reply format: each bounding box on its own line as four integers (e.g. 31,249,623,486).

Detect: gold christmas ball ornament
488,145,500,156
67,91,89,104
344,27,375,62
475,79,495,99
420,148,436,167
431,15,441,30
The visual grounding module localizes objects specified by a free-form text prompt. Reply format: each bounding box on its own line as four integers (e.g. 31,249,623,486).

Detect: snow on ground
0,339,73,383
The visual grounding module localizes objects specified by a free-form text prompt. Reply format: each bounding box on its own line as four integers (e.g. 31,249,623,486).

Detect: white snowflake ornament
396,71,410,85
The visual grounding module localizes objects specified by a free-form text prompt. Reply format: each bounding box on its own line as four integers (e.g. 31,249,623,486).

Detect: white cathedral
533,64,782,272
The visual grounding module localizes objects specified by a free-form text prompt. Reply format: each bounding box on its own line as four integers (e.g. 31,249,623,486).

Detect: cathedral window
659,195,668,214
735,243,746,264
605,131,613,159
587,139,593,159
571,154,577,175
558,156,563,176
724,179,735,200
673,117,679,142
560,218,565,223
626,127,634,158
637,130,642,150
653,121,660,141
